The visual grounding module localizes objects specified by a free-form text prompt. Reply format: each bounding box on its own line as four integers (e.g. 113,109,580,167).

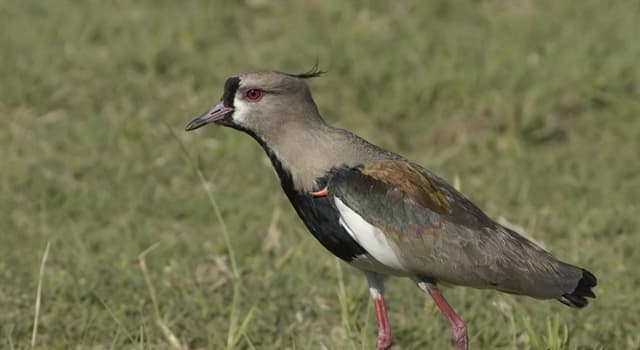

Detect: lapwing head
184,68,386,192
185,69,325,139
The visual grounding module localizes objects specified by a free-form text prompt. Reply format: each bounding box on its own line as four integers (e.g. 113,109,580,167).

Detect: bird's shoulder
327,159,496,230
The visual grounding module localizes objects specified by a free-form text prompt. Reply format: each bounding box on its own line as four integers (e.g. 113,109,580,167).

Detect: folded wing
328,160,594,303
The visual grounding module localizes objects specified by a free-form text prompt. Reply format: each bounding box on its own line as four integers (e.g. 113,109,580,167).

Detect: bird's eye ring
245,89,263,101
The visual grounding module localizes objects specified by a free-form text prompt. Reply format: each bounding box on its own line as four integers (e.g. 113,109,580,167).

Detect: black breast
236,129,366,261
265,152,365,261
286,190,367,262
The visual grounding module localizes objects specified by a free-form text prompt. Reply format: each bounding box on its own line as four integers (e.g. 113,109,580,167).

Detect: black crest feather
285,63,326,79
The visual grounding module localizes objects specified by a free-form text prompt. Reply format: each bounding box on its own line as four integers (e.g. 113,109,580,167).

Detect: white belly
334,197,406,272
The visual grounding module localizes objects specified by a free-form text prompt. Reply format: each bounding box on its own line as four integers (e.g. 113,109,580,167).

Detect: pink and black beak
184,102,234,131
185,76,241,131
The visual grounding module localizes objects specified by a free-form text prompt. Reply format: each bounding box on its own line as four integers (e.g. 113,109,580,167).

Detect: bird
184,69,597,350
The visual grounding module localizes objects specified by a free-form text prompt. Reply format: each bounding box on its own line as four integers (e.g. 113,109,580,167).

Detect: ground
1,1,639,349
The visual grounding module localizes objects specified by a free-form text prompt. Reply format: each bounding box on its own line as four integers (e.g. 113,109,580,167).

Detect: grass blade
31,240,50,348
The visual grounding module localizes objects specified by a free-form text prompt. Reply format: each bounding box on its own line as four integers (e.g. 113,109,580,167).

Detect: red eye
245,89,263,101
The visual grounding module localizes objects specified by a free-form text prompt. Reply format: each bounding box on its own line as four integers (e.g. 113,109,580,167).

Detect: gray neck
257,121,393,192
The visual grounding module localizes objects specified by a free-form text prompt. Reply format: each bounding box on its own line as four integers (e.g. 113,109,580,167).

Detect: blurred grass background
1,0,639,349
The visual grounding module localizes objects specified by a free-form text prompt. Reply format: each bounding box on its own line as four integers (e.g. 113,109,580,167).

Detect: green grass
1,0,639,349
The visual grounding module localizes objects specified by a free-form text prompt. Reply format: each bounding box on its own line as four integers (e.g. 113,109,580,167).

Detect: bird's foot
451,322,468,350
376,331,393,350
310,187,328,197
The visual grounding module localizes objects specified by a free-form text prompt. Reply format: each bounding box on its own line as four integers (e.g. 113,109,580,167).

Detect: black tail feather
558,269,597,308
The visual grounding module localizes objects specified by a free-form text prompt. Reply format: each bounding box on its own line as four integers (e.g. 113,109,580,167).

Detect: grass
1,0,639,348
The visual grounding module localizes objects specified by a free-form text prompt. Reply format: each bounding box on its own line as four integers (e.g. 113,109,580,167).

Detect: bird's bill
185,102,234,131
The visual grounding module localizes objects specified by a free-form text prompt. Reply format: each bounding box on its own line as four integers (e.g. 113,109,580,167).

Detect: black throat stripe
223,97,367,262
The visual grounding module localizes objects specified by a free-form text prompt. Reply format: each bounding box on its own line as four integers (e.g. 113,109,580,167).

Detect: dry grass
31,241,50,347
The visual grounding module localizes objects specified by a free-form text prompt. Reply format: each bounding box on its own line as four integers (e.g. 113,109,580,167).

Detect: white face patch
334,197,405,271
230,97,251,126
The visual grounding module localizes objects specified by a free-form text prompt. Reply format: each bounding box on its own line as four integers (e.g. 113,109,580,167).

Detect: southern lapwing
185,70,597,350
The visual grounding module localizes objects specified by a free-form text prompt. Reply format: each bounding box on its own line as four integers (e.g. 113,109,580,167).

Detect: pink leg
420,282,468,350
366,272,392,350
373,293,392,350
